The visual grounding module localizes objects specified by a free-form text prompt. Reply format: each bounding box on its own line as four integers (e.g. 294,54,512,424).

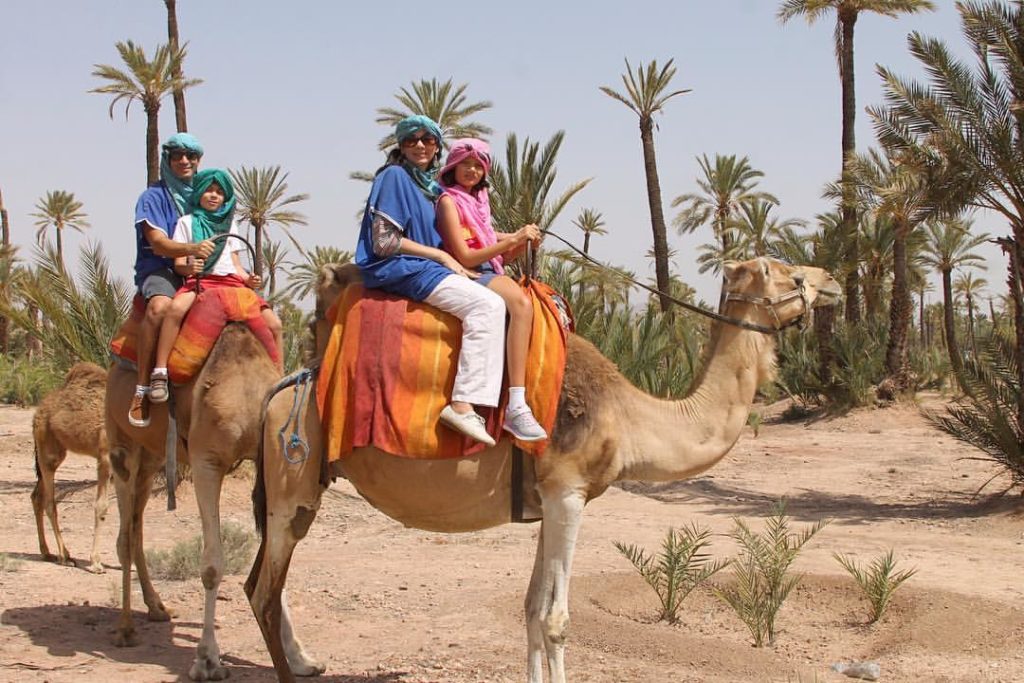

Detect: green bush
834,549,916,623
614,523,729,624
0,355,63,405
0,552,23,572
147,520,256,581
716,501,828,646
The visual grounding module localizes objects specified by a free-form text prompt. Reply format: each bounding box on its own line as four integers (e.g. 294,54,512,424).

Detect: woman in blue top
356,115,506,446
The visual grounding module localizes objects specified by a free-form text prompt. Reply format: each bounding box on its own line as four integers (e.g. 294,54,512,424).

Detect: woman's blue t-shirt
355,165,451,301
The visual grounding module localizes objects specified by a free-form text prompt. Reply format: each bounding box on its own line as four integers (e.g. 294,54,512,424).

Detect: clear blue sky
0,0,1005,307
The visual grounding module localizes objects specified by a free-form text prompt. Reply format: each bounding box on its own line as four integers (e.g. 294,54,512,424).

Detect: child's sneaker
503,406,547,442
128,392,150,428
149,373,169,403
439,405,496,446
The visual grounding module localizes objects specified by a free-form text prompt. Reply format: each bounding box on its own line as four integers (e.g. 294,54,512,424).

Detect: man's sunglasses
167,149,200,161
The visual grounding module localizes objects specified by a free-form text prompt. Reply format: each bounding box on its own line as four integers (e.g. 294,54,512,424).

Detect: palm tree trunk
638,116,671,313
966,294,977,359
989,297,997,331
839,10,862,324
814,303,835,384
885,227,912,387
165,0,188,133
0,186,9,353
919,287,926,348
56,228,63,268
145,103,160,185
26,303,41,360
941,268,963,382
253,221,264,279
998,235,1024,428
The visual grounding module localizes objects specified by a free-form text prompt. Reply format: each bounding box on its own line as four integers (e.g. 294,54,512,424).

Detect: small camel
245,257,842,683
105,323,324,681
32,361,110,573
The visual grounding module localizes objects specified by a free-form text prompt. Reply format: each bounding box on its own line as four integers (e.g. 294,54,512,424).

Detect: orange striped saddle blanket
316,279,572,461
109,287,279,384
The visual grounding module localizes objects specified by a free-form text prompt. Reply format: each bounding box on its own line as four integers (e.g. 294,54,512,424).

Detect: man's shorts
139,267,182,301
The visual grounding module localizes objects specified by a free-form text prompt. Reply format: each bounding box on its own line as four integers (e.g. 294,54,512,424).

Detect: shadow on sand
617,477,1023,524
1,603,442,682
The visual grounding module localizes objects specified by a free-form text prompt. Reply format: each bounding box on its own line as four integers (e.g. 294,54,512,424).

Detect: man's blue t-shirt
355,166,451,301
133,182,180,288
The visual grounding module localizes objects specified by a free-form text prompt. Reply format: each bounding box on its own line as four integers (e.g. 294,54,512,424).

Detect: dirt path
1,397,1023,682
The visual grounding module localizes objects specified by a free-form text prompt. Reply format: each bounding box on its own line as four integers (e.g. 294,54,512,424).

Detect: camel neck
616,324,772,483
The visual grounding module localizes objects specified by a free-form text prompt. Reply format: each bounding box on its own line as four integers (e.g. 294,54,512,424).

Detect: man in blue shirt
128,133,215,427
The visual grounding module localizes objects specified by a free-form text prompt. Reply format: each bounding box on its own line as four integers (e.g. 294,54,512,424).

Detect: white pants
424,274,506,407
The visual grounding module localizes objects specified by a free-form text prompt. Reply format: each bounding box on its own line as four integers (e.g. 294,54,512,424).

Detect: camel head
313,262,363,360
721,258,841,331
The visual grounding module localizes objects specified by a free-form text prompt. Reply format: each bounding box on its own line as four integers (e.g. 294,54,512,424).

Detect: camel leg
188,456,230,682
524,528,547,683
524,488,585,683
87,453,112,574
113,444,171,648
246,389,327,682
32,440,71,565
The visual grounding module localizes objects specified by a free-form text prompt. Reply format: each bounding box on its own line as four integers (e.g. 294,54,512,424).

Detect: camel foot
147,604,174,622
288,650,326,677
113,626,138,648
84,561,106,574
189,654,229,681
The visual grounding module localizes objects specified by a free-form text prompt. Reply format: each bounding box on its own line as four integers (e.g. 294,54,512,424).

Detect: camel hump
62,361,107,387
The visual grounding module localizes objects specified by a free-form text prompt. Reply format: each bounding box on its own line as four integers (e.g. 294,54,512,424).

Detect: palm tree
0,184,9,247
230,166,309,279
31,190,89,267
284,245,352,302
843,147,934,389
673,154,778,256
779,0,936,324
601,59,691,312
374,78,493,150
164,0,188,132
954,271,988,359
261,240,289,300
488,132,590,246
90,40,202,184
727,199,805,259
919,217,989,378
572,208,607,256
0,185,11,352
858,214,895,320
0,242,132,368
0,244,21,354
871,1,1024,421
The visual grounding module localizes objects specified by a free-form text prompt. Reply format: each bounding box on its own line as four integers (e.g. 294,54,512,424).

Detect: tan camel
105,323,324,681
32,361,110,573
244,257,842,683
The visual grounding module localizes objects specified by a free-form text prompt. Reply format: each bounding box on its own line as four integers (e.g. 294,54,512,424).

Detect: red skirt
178,273,269,308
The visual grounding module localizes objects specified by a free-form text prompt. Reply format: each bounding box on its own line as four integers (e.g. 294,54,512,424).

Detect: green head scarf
160,133,204,215
188,168,236,274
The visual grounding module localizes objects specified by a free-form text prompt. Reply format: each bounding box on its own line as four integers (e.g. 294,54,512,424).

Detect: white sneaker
439,405,496,446
503,406,548,442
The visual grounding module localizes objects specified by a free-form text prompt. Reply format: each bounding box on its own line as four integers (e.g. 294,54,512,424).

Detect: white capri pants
423,274,506,407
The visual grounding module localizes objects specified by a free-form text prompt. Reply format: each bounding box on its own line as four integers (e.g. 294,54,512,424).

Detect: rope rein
534,230,809,335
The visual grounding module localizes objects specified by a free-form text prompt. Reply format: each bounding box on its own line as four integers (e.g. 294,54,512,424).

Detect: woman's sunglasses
401,135,438,148
167,149,200,161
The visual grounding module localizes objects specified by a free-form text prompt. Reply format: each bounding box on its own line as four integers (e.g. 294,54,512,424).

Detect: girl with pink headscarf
436,138,547,442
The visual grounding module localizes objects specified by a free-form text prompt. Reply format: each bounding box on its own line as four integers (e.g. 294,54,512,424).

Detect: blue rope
278,367,314,465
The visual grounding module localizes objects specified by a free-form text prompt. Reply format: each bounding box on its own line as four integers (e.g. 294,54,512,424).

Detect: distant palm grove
1,0,1022,488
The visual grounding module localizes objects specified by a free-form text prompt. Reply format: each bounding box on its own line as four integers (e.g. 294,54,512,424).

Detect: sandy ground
1,395,1023,682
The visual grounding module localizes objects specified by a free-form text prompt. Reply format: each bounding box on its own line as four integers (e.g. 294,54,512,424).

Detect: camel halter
535,230,810,335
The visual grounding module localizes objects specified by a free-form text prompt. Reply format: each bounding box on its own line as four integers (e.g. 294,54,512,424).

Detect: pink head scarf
440,138,504,275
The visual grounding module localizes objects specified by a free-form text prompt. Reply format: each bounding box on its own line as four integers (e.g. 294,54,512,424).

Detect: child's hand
246,273,263,289
438,253,479,279
515,224,543,245
186,257,205,276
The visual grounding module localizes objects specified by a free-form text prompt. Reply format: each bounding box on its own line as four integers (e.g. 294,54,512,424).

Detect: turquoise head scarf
160,133,204,215
394,115,443,200
188,168,235,274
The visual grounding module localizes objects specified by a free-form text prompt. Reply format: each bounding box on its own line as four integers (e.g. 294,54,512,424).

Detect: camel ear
758,257,771,278
722,260,740,282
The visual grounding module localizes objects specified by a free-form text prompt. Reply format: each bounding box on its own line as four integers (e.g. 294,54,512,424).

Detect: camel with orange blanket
245,257,842,683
